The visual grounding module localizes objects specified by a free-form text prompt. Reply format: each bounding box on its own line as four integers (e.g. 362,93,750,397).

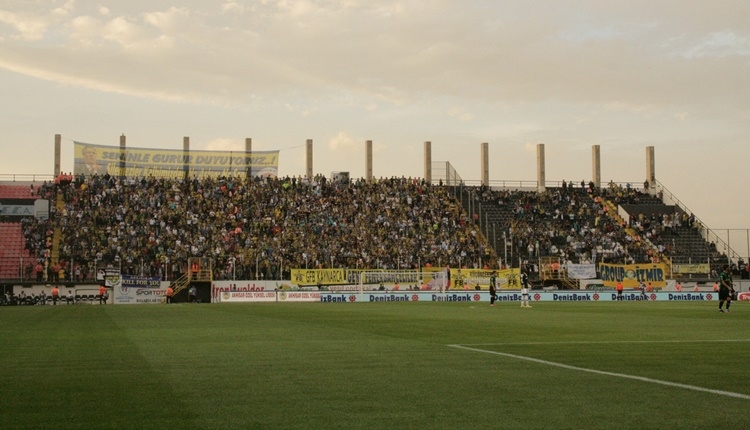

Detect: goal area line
447,343,750,401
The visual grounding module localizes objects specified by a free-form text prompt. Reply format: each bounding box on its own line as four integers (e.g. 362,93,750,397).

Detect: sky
1,1,749,238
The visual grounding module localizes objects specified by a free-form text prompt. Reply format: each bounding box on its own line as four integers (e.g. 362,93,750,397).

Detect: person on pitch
489,271,497,306
51,285,60,305
99,284,107,304
165,286,174,304
521,270,531,308
639,281,647,300
718,264,733,313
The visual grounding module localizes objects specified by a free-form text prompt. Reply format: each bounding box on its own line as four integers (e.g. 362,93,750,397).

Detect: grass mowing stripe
448,344,750,400
0,306,197,430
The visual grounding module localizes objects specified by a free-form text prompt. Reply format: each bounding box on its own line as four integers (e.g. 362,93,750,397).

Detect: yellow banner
422,267,521,289
291,269,347,286
598,263,667,288
73,142,278,178
292,267,522,288
672,264,710,274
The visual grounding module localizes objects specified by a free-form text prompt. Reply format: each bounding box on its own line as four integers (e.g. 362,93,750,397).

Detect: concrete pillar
245,138,252,177
481,142,489,187
365,140,373,182
646,146,655,191
592,145,601,189
306,139,313,180
183,136,190,180
424,141,432,184
119,134,126,179
536,143,546,192
54,134,61,176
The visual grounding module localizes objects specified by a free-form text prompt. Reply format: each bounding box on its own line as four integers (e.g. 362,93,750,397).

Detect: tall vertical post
119,134,126,179
183,136,190,180
365,140,373,182
54,134,61,177
592,145,601,190
646,146,655,192
245,138,252,178
424,141,432,184
481,142,489,187
536,143,546,192
306,139,313,181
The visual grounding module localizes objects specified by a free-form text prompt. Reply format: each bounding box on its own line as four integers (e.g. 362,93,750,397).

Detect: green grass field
1,301,748,429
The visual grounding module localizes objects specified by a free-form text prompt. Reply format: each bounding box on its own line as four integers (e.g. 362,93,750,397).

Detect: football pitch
1,301,748,429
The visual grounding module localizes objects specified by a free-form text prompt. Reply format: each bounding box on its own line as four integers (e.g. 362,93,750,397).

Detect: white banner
565,264,597,279
114,281,171,304
211,280,296,302
278,291,321,302
218,291,277,303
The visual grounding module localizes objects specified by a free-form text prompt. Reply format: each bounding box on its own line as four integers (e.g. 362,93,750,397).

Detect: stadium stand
450,181,733,284
20,174,494,281
0,184,44,280
0,222,33,279
0,184,38,199
611,186,730,277
5,174,735,285
454,184,652,266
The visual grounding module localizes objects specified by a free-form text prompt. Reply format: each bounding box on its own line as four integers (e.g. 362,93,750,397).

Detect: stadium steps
539,260,578,289
171,267,213,297
560,275,578,289
171,272,190,296
49,193,64,267
455,187,516,266
598,195,673,273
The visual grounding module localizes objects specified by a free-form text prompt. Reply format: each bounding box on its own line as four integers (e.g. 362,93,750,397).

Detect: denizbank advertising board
73,141,279,179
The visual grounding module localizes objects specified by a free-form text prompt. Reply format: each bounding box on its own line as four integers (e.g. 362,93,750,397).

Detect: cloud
681,31,750,58
0,0,746,117
0,10,49,40
221,2,245,14
202,138,244,151
328,131,356,151
447,108,474,122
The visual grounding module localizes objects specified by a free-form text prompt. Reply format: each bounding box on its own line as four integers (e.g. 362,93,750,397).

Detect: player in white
520,271,531,308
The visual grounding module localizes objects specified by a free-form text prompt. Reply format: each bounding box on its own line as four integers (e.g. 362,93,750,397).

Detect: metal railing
0,174,55,183
654,180,742,264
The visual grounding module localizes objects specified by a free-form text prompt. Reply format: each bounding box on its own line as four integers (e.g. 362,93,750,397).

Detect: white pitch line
447,344,750,400
459,339,750,346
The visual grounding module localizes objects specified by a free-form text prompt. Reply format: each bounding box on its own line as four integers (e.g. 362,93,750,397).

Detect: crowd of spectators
469,182,658,270
23,173,493,281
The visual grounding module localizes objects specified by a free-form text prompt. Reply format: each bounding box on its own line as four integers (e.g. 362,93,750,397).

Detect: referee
718,264,733,313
